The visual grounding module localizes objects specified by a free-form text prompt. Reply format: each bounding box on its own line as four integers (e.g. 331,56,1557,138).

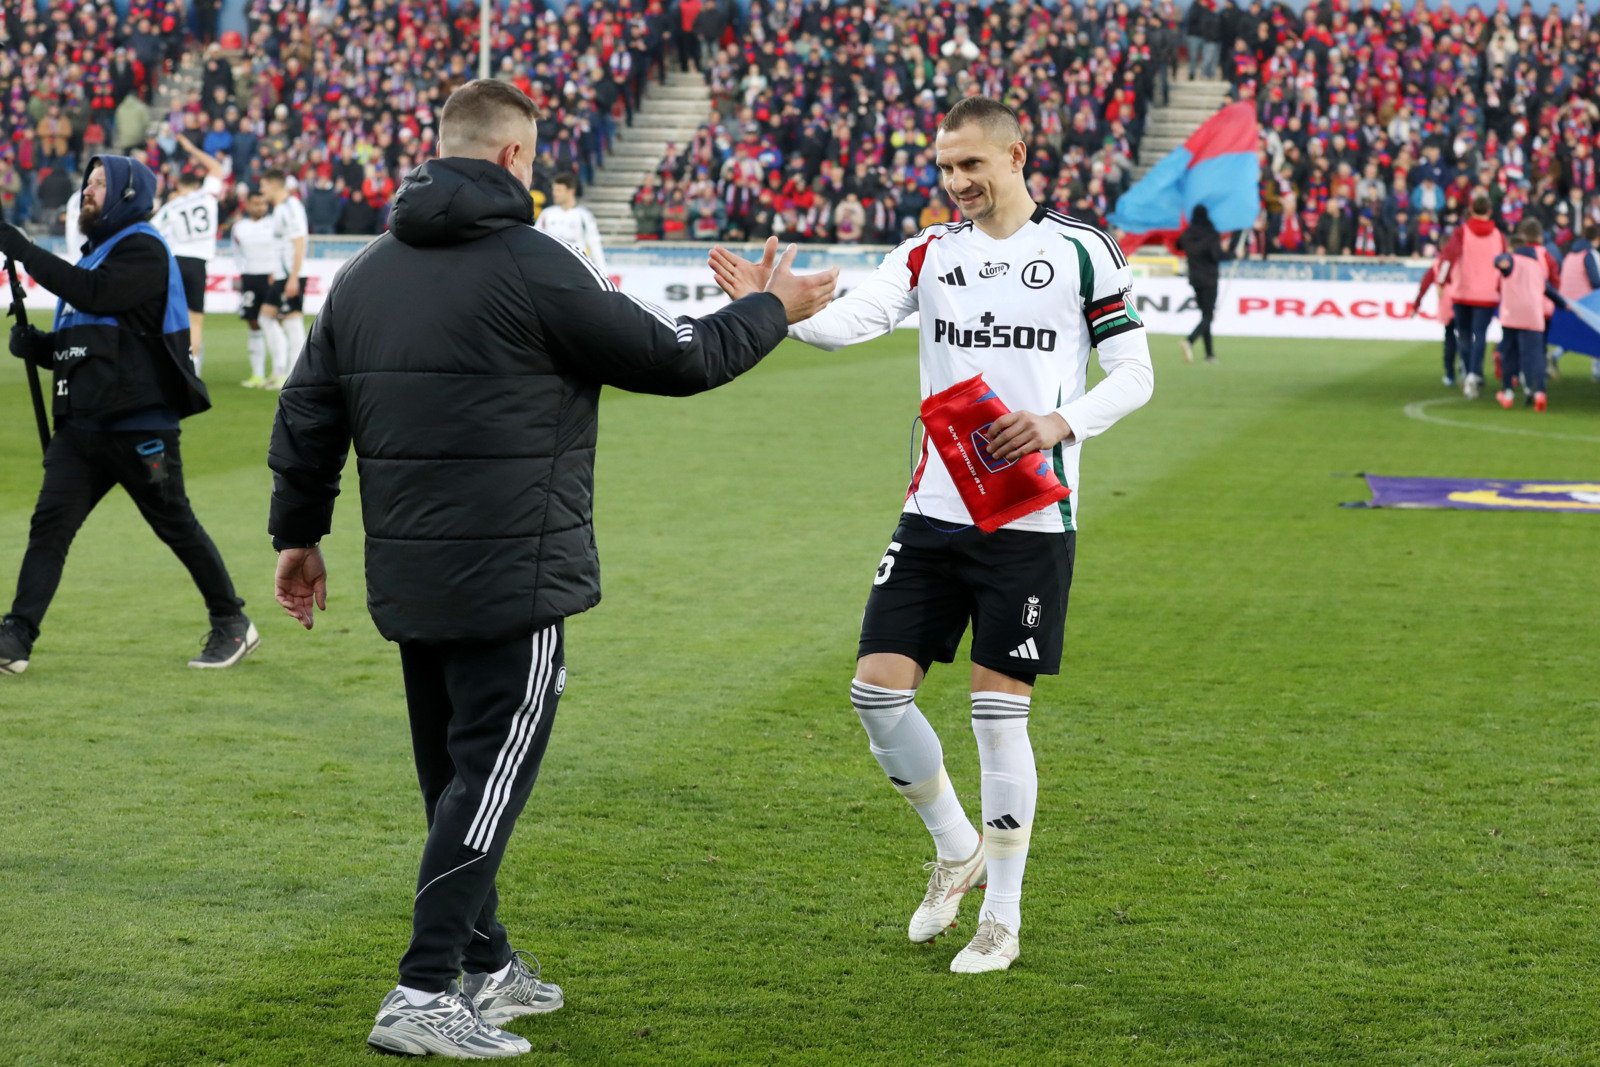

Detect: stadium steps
1131,80,1232,181
590,71,712,243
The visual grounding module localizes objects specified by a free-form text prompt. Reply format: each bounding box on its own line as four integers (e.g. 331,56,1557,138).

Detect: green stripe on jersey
1053,386,1074,530
1061,234,1094,313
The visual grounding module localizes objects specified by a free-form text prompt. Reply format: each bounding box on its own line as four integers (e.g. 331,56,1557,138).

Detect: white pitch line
1402,397,1600,444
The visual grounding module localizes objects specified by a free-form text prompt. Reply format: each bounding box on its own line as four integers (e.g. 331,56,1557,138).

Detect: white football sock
261,316,288,377
489,960,513,982
283,315,306,374
972,691,1036,933
851,680,980,862
398,984,442,1006
247,330,266,379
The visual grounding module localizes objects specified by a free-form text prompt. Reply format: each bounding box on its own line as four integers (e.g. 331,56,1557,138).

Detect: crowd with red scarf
1220,0,1600,258
629,0,1179,243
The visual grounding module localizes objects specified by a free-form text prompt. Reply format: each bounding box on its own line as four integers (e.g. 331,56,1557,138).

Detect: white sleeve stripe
628,291,680,332
543,229,617,292
538,227,686,337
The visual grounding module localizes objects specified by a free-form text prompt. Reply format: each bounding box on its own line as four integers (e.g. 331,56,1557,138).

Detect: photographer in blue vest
0,155,256,675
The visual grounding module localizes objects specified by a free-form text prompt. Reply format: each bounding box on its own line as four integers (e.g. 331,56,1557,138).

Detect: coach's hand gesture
275,546,328,629
760,242,839,325
708,236,776,301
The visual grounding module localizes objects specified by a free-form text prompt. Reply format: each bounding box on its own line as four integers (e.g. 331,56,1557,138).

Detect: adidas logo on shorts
1008,637,1040,661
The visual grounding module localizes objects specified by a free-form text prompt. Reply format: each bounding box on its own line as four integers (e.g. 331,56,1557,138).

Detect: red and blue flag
1108,102,1261,252
1547,289,1600,359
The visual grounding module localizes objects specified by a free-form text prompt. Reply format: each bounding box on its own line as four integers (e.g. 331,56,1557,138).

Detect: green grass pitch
2,317,1599,1065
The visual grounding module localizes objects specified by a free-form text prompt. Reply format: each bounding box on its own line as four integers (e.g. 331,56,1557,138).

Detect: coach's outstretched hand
759,242,839,325
275,546,328,630
708,236,775,301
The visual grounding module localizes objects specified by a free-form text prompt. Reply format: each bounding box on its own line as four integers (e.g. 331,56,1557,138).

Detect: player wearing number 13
711,97,1153,972
152,133,227,375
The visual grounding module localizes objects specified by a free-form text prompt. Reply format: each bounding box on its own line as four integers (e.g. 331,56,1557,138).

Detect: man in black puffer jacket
267,79,835,1059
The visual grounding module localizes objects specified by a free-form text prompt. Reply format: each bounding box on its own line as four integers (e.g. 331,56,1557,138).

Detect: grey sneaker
908,843,986,943
463,951,564,1025
0,620,32,675
367,983,532,1058
188,615,260,669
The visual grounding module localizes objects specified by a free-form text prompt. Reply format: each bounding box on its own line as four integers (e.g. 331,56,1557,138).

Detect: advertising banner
6,257,1475,342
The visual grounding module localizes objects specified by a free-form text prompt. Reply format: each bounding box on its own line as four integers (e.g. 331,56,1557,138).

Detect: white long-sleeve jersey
232,215,283,276
789,205,1154,531
535,204,607,276
152,176,224,260
271,195,309,277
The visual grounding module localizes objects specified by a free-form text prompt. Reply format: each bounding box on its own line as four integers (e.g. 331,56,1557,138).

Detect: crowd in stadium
3,0,1600,261
1228,0,1600,258
630,0,1168,243
2,0,657,236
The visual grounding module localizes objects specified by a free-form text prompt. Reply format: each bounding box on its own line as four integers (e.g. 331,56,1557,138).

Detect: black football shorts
265,276,305,315
238,273,274,323
858,514,1076,680
175,256,208,313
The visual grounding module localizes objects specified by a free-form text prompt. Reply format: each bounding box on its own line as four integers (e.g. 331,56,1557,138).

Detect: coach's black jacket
268,157,788,644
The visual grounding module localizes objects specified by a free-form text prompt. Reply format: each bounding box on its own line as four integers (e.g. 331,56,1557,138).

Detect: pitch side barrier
13,239,1456,340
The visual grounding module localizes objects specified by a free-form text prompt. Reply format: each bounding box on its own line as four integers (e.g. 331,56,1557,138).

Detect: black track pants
396,623,566,991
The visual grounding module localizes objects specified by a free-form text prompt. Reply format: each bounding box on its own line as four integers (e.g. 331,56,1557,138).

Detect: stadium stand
3,0,1597,259
628,0,1176,243
1227,0,1600,257
2,0,665,236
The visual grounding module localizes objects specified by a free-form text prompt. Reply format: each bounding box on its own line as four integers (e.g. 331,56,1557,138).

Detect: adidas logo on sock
985,814,1022,830
1008,637,1040,661
938,266,968,286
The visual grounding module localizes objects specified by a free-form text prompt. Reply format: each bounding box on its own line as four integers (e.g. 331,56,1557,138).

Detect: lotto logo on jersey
932,312,1059,352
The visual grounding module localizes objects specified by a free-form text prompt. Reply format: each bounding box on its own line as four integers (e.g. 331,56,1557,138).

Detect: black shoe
0,620,32,675
189,615,260,669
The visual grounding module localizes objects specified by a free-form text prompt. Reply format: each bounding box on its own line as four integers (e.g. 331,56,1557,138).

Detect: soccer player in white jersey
232,189,282,388
152,136,227,374
534,171,608,277
711,97,1154,973
63,191,83,262
261,169,309,388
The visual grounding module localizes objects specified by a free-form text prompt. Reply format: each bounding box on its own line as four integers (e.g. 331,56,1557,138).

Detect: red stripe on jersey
905,232,946,289
905,435,930,500
1086,300,1125,322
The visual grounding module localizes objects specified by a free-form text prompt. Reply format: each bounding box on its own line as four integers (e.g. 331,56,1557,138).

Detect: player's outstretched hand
762,243,839,324
275,546,328,630
985,411,1074,463
708,236,778,301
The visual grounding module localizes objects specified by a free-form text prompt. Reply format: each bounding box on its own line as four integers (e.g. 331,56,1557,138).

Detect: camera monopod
4,256,50,454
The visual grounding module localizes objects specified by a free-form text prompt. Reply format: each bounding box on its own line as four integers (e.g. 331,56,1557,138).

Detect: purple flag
1364,476,1600,513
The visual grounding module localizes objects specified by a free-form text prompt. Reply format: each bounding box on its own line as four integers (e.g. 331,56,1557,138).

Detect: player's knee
855,652,922,691
850,678,915,726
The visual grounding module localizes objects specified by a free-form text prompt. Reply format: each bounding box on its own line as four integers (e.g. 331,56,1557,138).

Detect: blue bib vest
51,222,211,423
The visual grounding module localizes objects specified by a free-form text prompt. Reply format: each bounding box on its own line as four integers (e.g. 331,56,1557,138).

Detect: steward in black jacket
0,155,253,675
265,81,834,1038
